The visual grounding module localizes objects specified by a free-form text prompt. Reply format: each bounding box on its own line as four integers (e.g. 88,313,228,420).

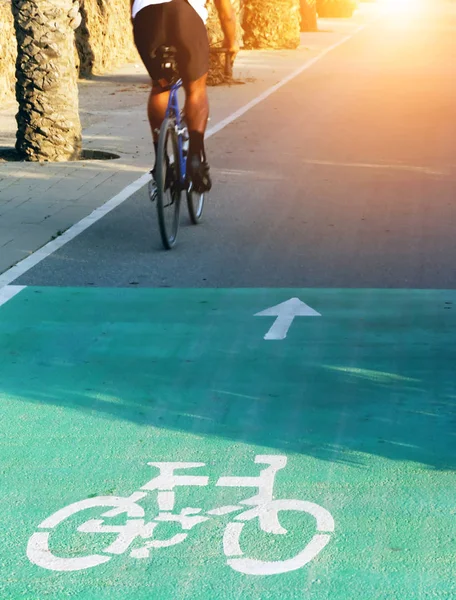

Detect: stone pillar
301,0,318,32
12,0,82,161
243,0,301,49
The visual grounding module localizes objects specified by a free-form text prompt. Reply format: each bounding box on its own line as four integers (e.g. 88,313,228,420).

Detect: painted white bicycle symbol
27,455,334,576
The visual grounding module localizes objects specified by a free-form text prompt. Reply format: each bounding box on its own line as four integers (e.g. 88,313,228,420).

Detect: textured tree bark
75,0,139,78
301,0,318,32
243,0,301,49
12,0,82,161
0,3,16,106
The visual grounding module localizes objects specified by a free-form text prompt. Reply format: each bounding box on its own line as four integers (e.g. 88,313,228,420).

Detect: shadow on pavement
84,73,151,86
0,147,20,162
0,287,455,472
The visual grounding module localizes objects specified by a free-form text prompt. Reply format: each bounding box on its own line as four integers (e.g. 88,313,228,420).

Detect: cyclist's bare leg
147,74,209,142
183,74,209,137
148,86,170,143
147,86,170,195
183,74,212,192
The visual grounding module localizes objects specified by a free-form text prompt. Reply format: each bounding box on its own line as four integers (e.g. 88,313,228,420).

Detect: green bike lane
0,286,455,599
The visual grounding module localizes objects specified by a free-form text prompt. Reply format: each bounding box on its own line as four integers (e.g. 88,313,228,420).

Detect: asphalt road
16,1,456,290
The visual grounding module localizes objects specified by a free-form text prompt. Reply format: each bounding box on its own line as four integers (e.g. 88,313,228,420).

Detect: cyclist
131,0,238,193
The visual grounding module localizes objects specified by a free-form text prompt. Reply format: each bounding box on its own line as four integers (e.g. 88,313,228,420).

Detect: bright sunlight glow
379,0,424,14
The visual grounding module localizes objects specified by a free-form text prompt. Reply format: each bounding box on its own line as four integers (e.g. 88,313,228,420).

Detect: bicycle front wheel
223,499,335,576
156,118,181,249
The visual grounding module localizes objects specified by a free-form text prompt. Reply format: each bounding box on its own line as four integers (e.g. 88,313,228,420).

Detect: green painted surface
0,287,455,599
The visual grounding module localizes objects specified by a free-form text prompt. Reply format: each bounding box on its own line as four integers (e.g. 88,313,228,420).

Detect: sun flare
379,0,424,12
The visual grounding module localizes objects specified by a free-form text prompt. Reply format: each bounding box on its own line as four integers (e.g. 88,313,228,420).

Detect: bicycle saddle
153,46,179,85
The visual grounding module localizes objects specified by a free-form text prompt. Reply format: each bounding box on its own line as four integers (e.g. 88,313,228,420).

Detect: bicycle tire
223,499,335,576
187,188,205,224
27,494,145,572
156,118,181,249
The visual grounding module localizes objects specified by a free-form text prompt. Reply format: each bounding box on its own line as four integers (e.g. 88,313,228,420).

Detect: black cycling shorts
133,0,209,86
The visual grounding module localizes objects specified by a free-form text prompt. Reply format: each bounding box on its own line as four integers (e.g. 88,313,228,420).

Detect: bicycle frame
164,79,187,187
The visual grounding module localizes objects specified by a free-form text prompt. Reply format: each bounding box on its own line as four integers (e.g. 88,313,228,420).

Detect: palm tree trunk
301,0,318,32
12,0,82,161
243,0,301,49
317,0,356,18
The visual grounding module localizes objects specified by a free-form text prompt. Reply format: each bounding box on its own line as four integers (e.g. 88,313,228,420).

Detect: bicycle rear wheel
187,188,205,224
156,118,181,249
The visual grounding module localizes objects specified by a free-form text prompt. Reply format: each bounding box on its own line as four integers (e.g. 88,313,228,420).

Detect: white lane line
0,285,26,307
206,25,365,139
0,173,149,289
0,25,365,291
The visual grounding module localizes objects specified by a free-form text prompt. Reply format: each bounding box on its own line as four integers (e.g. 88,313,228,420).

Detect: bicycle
151,46,205,250
27,455,334,576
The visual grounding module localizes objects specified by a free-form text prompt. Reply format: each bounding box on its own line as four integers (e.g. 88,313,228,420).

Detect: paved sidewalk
0,10,373,276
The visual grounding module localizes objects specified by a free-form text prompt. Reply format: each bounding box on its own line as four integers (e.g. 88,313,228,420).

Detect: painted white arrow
255,298,321,340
